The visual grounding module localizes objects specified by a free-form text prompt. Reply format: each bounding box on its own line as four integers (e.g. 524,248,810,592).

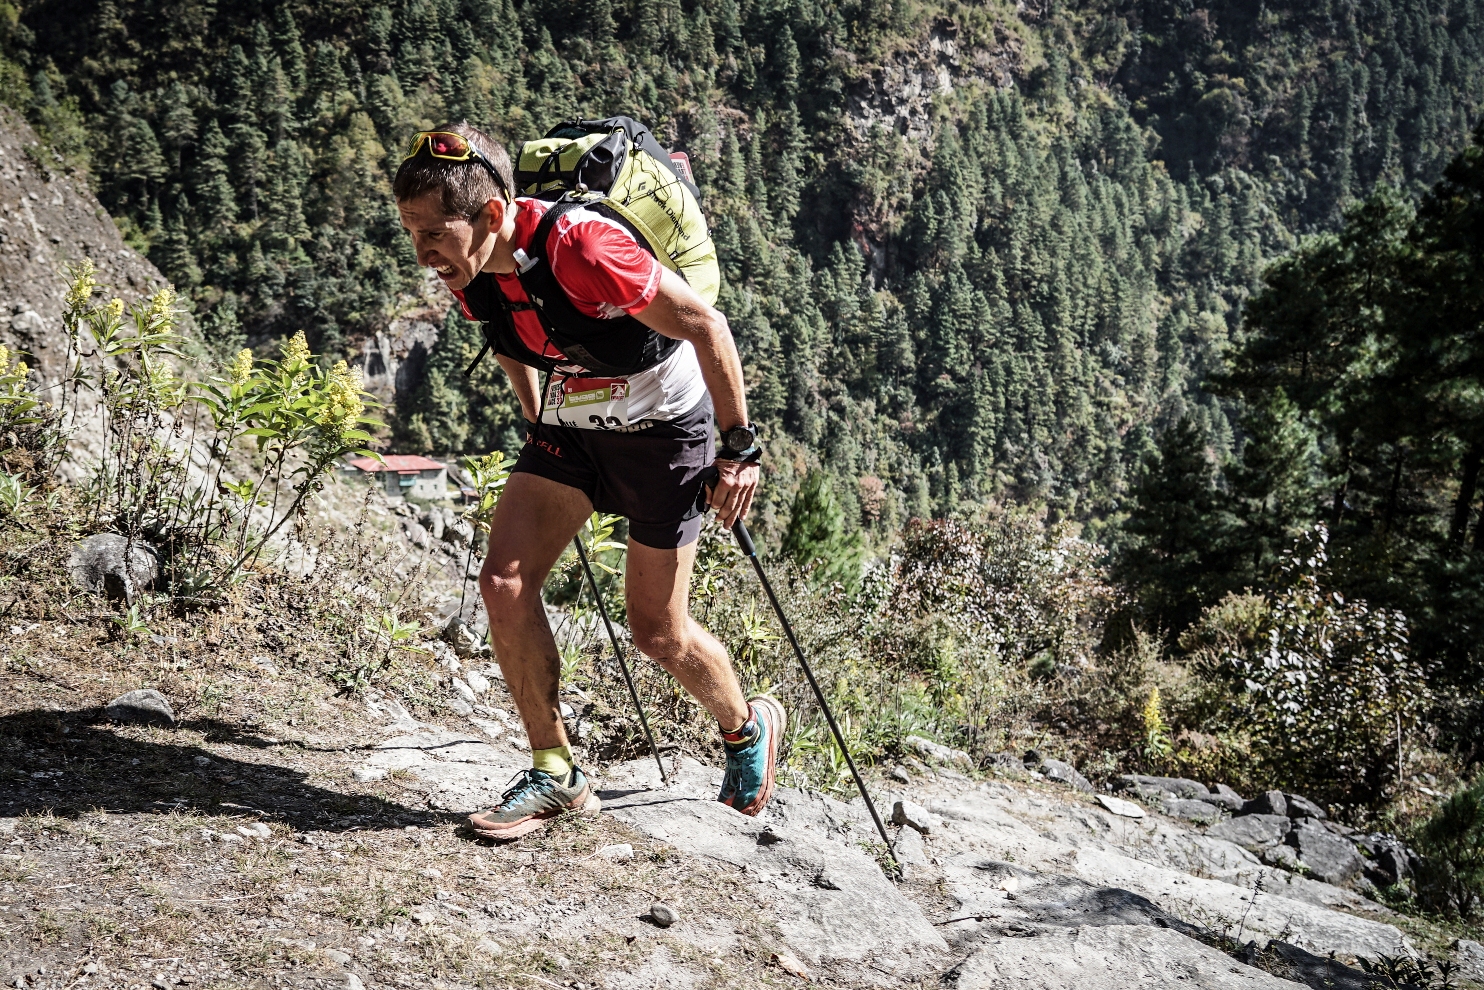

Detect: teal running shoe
718,695,786,817
468,766,600,840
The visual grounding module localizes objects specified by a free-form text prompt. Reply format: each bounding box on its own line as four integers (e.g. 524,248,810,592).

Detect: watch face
726,426,756,451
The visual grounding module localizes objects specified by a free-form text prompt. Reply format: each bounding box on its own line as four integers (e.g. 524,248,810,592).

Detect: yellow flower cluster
65,261,96,313
317,360,365,429
0,344,28,378
228,349,254,384
147,286,176,322
105,298,125,323
283,330,311,367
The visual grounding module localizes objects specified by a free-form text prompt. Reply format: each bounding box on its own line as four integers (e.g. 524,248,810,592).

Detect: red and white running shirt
453,197,706,426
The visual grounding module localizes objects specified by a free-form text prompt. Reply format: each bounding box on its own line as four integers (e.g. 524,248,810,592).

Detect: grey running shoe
468,766,600,840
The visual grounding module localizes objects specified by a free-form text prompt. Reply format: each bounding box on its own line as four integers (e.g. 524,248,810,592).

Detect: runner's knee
629,615,688,661
479,558,543,607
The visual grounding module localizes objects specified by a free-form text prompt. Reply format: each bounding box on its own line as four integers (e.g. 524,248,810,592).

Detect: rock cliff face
0,108,165,384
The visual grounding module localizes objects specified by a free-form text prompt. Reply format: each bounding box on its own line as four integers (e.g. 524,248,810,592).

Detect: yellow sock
532,745,573,778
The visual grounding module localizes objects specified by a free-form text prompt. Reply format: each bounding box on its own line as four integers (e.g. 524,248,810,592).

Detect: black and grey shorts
512,396,714,550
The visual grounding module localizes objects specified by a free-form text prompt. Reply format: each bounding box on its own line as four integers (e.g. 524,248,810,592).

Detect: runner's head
394,122,516,291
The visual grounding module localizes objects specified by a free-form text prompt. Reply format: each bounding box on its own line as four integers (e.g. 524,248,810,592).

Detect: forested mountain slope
2,0,1481,538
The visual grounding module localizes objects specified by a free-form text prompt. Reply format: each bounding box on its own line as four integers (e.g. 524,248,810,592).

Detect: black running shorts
512,396,715,549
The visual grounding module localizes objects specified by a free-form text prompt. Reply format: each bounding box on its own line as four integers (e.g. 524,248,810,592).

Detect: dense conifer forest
3,1,1484,749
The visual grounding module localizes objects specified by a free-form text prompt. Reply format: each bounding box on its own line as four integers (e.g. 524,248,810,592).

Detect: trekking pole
704,481,895,863
572,535,669,786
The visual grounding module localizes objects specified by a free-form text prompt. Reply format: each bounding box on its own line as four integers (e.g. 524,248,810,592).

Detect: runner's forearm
496,353,542,422
637,269,749,431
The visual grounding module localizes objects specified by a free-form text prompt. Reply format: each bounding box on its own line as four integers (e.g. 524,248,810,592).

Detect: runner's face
397,191,502,291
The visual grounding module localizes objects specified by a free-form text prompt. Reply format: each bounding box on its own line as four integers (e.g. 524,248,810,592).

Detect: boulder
1284,793,1327,819
403,519,432,549
1260,843,1306,872
444,516,474,548
1160,797,1222,825
443,615,485,660
1287,819,1363,885
103,689,175,728
1207,814,1291,854
1240,790,1288,818
418,508,445,541
1042,758,1094,793
68,534,159,602
1203,783,1246,811
1453,939,1484,985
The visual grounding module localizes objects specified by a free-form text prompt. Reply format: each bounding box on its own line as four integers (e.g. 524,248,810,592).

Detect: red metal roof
347,455,446,474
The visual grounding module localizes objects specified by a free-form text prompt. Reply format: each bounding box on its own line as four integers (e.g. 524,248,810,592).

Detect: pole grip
732,519,757,557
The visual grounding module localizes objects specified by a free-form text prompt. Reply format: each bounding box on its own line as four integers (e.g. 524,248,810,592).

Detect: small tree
1413,776,1484,918
780,470,863,590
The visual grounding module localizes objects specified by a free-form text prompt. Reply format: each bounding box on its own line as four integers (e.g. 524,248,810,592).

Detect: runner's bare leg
479,472,593,752
626,539,751,730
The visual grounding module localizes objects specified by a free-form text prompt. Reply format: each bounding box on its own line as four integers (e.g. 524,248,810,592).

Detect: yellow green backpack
515,117,720,304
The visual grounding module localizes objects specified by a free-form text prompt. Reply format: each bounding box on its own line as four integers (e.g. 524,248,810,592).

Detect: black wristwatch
717,422,762,462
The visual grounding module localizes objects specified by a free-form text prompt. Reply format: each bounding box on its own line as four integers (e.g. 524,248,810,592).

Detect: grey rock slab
921,790,1412,961
1161,796,1223,825
600,757,948,972
1287,819,1363,885
70,534,159,601
893,825,929,867
1453,939,1484,983
1042,758,1094,792
1261,843,1306,872
1209,814,1292,854
1096,795,1146,818
103,688,174,728
1118,775,1210,801
359,726,525,812
949,925,1305,989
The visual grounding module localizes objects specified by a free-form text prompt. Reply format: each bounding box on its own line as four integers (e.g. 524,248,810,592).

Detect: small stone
322,948,351,967
773,951,811,980
1284,793,1327,819
410,907,437,925
597,843,634,861
419,867,443,880
352,766,387,783
465,671,490,695
649,901,678,928
1096,795,1146,819
889,766,911,784
1240,790,1288,817
346,975,366,990
151,980,170,990
449,696,473,717
235,822,271,840
104,689,175,728
891,799,937,834
452,678,477,705
904,734,973,768
559,701,576,720
81,964,98,975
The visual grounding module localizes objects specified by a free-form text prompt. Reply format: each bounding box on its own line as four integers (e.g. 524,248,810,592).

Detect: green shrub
1413,777,1484,918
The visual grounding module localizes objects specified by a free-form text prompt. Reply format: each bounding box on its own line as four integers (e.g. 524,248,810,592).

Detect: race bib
542,375,631,430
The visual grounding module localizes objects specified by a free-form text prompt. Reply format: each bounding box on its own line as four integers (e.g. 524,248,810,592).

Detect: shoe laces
499,767,553,807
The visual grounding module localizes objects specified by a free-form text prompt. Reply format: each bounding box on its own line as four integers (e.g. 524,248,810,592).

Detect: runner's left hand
709,458,760,529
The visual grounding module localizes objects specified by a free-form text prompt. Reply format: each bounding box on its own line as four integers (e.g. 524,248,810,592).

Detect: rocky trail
5,635,1482,990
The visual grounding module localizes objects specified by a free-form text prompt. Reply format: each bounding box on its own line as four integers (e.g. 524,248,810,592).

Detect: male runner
394,122,783,838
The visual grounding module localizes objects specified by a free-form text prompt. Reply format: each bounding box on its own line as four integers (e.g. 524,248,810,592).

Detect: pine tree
192,119,238,233
781,471,864,589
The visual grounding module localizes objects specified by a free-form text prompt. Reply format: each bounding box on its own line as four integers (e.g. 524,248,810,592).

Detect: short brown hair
392,121,514,217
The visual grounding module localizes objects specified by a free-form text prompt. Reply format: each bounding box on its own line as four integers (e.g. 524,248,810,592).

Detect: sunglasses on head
403,130,512,204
